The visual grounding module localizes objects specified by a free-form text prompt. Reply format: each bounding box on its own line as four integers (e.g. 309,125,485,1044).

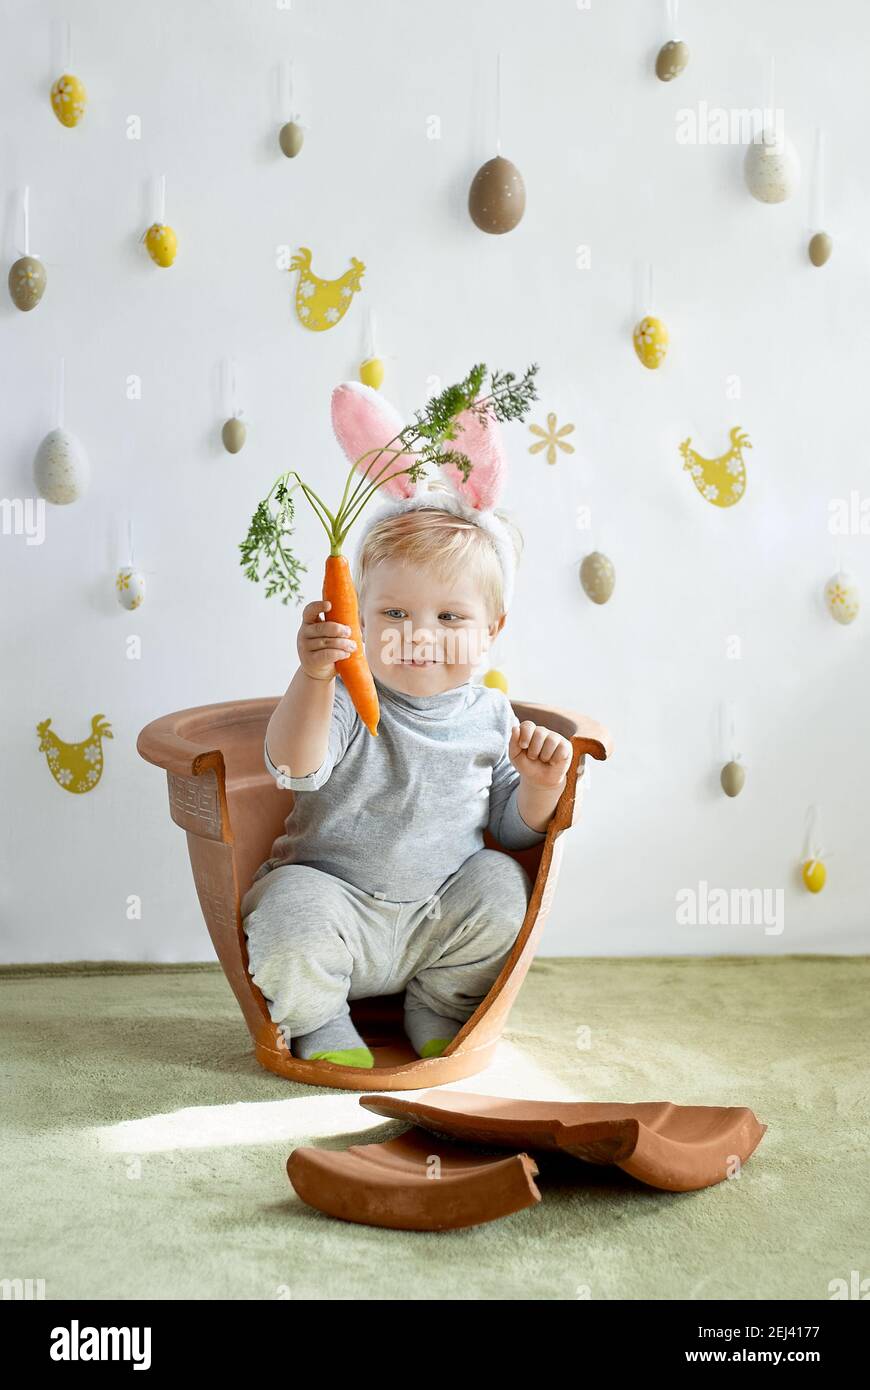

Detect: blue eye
384,609,406,619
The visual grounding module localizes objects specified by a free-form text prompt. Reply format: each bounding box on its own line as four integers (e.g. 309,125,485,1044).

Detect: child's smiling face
360,558,505,695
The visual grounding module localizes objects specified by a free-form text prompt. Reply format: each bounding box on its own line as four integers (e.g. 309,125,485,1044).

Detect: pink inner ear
439,402,507,509
331,382,417,500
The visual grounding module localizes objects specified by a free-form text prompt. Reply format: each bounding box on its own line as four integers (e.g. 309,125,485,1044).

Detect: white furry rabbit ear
438,401,508,511
331,382,418,500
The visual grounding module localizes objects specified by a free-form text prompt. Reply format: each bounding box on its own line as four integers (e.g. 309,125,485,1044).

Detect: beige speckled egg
116,567,146,611
8,256,47,311
221,417,247,454
824,571,859,625
655,40,689,81
580,552,615,604
720,761,746,797
279,121,304,157
808,231,833,267
33,428,89,505
744,137,800,203
468,156,526,234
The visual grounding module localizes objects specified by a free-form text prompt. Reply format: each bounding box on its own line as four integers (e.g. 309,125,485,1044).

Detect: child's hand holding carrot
297,598,357,682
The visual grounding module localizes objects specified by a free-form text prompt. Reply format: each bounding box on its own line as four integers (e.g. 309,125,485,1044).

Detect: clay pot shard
287,1126,541,1231
359,1090,768,1194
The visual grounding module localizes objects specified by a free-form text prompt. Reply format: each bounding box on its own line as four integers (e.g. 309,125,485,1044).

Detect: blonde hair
354,484,523,625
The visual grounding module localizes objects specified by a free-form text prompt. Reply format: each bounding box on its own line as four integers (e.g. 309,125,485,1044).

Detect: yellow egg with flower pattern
50,73,87,127
633,316,668,370
144,223,178,267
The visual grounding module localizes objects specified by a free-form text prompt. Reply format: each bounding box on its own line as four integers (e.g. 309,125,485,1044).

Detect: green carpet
1,957,866,1301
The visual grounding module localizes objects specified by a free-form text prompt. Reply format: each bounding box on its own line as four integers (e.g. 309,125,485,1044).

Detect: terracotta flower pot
137,697,611,1090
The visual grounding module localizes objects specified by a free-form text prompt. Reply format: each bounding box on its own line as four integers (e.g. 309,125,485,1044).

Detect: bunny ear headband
331,381,517,613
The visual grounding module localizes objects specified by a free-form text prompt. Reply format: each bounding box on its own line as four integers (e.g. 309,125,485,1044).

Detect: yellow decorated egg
824,572,859,625
50,73,87,127
144,223,178,267
483,669,509,693
359,357,385,390
802,858,826,893
633,316,668,369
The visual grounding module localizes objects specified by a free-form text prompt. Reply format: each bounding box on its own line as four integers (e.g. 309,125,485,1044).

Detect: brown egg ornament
808,231,833,267
468,156,526,234
222,417,247,454
279,121,304,158
8,255,47,311
655,40,689,81
720,761,746,797
579,552,615,604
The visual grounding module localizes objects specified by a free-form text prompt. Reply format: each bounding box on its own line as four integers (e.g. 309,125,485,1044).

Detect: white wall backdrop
3,0,869,963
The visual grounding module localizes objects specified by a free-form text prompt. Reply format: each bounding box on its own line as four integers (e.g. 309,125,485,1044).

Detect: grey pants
240,847,533,1047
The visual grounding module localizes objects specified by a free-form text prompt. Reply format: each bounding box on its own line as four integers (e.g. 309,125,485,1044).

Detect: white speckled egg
824,571,859,625
744,137,800,203
33,428,89,505
115,567,146,611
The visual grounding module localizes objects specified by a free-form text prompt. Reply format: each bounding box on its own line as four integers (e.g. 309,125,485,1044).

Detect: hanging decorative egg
655,40,689,81
144,223,178,267
468,156,526,234
359,357,385,391
580,552,615,604
482,669,509,694
221,417,247,454
33,428,89,505
279,121,304,158
802,858,826,893
823,572,859,625
744,137,800,203
115,567,146,611
50,73,87,127
633,316,668,369
720,761,746,797
8,256,47,311
808,232,833,267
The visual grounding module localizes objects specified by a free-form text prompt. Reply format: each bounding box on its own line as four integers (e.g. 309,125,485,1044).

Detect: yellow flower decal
528,413,575,465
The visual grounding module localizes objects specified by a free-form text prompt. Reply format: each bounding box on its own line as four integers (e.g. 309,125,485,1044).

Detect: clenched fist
509,719,573,789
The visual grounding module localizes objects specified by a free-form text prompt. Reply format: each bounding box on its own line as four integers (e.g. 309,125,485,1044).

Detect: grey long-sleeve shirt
253,672,547,902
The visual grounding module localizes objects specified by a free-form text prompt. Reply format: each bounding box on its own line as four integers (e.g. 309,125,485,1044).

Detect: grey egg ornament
808,231,833,267
9,255,47,311
222,417,247,454
744,137,800,203
655,40,689,82
720,761,746,797
468,156,526,234
579,552,615,604
279,121,304,158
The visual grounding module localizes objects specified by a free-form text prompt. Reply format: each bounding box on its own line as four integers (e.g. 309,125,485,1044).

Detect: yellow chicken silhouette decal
290,247,365,331
37,714,113,794
680,427,752,507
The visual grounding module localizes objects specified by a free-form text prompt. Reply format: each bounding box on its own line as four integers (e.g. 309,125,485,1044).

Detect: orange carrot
323,555,379,736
